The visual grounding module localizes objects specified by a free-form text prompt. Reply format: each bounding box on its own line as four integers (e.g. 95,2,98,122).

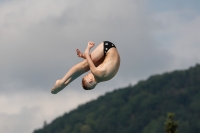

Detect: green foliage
33,64,200,133
164,113,178,133
143,117,164,133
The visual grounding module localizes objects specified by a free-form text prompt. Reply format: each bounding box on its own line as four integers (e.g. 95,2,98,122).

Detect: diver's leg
51,60,89,94
51,42,105,94
89,42,104,63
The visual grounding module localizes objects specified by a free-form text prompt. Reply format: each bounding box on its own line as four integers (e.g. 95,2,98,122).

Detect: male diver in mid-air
51,41,120,94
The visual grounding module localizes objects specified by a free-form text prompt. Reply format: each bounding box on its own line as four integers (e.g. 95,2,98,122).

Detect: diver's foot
51,80,65,94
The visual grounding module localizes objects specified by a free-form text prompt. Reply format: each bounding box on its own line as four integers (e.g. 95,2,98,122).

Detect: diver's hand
87,41,95,50
76,49,85,59
85,41,94,55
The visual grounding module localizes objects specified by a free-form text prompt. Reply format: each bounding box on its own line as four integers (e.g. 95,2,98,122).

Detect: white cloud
0,108,39,133
0,89,101,133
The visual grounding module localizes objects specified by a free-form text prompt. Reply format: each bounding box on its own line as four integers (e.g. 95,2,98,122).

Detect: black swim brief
103,41,116,56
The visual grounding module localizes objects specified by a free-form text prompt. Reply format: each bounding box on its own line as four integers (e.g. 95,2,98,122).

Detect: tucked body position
51,41,120,94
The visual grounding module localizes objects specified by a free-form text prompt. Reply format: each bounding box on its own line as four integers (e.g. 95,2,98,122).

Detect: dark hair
82,78,90,90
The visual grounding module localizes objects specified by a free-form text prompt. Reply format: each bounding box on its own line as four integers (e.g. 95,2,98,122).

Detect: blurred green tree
164,113,178,133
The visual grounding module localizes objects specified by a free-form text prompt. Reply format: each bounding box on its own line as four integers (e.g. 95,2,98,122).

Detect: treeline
33,64,200,133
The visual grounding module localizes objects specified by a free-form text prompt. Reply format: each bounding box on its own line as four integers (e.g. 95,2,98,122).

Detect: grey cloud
2,0,160,92
1,0,200,133
0,0,199,95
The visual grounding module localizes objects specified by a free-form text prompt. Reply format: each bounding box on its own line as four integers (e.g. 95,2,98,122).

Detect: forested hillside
33,64,200,133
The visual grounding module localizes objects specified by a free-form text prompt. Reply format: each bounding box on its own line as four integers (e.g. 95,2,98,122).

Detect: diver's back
98,47,120,81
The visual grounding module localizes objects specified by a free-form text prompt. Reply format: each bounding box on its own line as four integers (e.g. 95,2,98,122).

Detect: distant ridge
34,64,200,133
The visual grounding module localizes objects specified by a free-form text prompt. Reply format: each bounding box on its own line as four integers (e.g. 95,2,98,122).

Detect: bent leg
89,42,104,63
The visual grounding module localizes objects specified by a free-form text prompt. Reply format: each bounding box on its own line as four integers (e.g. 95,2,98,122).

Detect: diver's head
82,72,97,90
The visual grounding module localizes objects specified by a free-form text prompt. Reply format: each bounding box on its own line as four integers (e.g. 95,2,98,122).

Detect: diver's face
84,73,95,89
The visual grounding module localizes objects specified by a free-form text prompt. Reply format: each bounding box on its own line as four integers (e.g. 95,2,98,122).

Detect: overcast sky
1,0,200,133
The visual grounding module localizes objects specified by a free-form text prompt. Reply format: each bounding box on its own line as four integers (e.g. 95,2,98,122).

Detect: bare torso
97,47,120,82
